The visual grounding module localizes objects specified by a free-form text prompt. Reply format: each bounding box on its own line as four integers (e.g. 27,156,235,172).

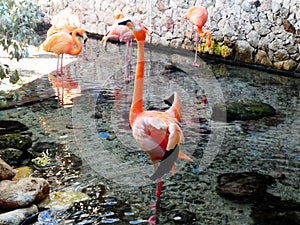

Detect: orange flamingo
39,28,88,75
118,19,192,220
184,6,211,66
47,8,82,36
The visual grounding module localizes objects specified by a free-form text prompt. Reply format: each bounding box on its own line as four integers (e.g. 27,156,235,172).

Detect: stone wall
36,0,300,72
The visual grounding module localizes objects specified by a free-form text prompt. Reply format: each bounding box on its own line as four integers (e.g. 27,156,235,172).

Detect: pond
1,38,300,225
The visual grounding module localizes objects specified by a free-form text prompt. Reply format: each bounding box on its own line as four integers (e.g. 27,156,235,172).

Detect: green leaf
9,70,20,84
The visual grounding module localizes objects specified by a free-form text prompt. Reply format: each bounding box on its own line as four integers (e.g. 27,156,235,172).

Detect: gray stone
0,204,38,225
234,40,254,63
275,49,289,61
253,22,271,36
269,39,284,51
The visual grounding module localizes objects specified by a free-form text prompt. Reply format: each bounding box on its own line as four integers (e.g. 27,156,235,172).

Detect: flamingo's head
118,19,147,42
76,28,88,44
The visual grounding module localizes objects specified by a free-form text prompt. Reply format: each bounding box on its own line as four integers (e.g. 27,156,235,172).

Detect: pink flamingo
184,6,211,66
101,13,135,62
118,19,192,224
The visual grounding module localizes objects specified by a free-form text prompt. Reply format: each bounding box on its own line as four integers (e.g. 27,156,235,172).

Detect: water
1,38,300,224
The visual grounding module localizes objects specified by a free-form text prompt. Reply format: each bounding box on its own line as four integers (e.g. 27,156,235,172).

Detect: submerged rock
0,177,49,209
38,191,91,210
0,148,24,167
0,158,16,180
216,172,281,201
211,99,276,122
216,172,300,225
0,120,29,135
0,134,32,151
0,204,38,225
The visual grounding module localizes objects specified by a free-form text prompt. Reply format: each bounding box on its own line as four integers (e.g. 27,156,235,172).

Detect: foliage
0,0,42,84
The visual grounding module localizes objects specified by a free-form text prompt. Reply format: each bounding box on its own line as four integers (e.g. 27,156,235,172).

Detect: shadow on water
1,38,300,224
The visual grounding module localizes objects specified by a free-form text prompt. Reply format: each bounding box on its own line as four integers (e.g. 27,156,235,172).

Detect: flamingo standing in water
118,19,192,223
47,8,82,36
39,28,88,75
184,6,211,66
102,13,145,81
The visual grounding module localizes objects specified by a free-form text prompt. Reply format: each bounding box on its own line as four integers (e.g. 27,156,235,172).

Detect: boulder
0,120,29,135
0,148,24,167
0,158,16,180
0,204,38,225
211,99,276,122
0,177,49,209
0,134,32,151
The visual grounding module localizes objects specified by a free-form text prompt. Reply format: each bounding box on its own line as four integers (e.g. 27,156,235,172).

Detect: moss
0,133,32,150
211,100,276,122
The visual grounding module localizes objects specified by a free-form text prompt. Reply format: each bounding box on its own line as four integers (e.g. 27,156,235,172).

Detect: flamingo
47,8,82,37
39,28,88,75
102,14,145,81
184,6,211,66
118,19,192,222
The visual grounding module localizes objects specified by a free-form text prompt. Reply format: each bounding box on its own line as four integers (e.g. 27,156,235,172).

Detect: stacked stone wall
36,0,300,72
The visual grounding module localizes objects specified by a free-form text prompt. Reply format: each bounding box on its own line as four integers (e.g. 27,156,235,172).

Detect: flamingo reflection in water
184,5,211,67
48,65,81,106
118,19,192,224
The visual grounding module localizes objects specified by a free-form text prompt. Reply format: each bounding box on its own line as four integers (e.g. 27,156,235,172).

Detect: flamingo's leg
193,33,199,67
156,178,163,208
56,54,60,75
60,54,64,75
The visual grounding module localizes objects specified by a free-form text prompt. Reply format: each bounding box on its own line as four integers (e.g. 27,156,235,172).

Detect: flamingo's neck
129,41,144,126
69,29,83,55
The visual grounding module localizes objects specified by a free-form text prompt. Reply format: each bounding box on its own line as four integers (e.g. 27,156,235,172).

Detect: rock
0,158,16,180
216,172,281,201
251,196,300,225
12,166,33,181
283,20,296,33
216,172,300,225
0,204,38,225
0,120,29,135
38,191,91,210
234,40,254,63
274,49,289,61
0,134,32,151
0,177,49,209
211,99,276,122
255,50,272,67
283,59,298,71
0,148,24,166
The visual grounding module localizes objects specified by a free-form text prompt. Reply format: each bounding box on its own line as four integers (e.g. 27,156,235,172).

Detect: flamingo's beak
118,19,141,32
83,32,88,44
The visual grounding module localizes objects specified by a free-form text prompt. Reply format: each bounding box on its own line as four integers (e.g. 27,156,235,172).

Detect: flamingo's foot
149,204,156,210
149,200,160,210
192,61,199,67
125,75,133,84
148,215,157,225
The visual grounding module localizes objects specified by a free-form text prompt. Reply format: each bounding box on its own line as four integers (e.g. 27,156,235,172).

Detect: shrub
0,0,42,84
